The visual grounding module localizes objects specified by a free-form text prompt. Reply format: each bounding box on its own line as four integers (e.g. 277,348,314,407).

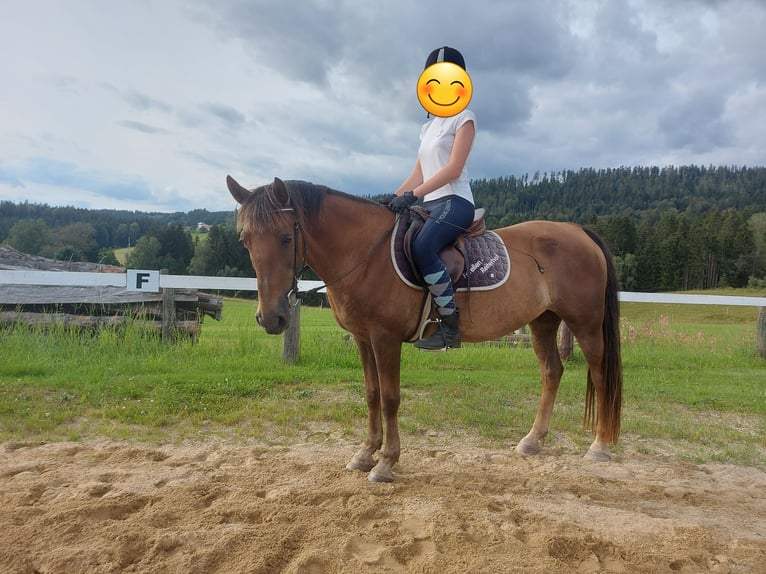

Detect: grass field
1,293,764,466
113,247,132,265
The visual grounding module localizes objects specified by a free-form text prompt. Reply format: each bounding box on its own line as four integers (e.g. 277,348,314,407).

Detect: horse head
227,175,299,334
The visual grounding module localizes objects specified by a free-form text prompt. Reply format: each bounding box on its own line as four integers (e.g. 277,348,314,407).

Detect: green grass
1,296,764,466
113,247,132,265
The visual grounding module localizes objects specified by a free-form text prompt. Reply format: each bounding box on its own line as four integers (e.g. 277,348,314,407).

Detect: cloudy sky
1,0,764,213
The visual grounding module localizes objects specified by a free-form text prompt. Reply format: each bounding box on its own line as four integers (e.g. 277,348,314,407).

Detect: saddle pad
390,216,511,291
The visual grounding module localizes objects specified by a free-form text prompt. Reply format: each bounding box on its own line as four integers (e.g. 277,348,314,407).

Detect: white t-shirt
418,109,476,204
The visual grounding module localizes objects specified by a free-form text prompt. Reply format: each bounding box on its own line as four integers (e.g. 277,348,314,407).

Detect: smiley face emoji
417,62,473,117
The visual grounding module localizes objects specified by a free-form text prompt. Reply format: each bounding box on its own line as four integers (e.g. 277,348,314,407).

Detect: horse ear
270,177,291,208
227,175,250,205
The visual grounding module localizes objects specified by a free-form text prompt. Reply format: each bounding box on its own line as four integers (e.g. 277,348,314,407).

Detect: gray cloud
120,89,173,113
0,0,764,211
197,0,346,86
118,120,168,134
658,90,734,153
12,158,154,203
201,102,247,127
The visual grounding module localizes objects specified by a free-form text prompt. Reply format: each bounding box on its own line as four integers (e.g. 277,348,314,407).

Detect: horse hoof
346,457,375,473
367,463,394,483
584,447,611,462
515,440,541,456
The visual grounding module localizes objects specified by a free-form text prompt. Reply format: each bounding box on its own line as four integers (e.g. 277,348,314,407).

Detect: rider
386,46,476,351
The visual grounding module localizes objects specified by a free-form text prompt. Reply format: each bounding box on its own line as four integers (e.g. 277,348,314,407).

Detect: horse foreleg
367,336,402,483
516,314,563,457
346,337,382,473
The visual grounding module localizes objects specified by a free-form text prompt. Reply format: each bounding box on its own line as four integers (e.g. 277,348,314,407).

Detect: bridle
276,207,396,309
256,207,307,309
285,214,306,309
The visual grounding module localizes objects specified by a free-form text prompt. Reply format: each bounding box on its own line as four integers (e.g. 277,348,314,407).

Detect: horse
227,176,623,483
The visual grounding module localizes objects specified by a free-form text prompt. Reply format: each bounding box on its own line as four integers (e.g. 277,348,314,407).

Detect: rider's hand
377,193,397,206
387,191,417,213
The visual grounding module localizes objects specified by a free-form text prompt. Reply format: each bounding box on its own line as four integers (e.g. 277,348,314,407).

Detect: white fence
1,269,763,305
2,270,765,361
0,269,325,293
618,291,766,307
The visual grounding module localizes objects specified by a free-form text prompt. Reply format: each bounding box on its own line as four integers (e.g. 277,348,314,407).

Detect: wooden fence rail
2,269,765,361
0,269,323,357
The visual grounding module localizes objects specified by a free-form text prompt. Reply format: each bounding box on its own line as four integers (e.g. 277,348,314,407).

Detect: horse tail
581,227,623,444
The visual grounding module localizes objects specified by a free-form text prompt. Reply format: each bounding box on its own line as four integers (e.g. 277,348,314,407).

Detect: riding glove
377,193,397,206
387,191,417,213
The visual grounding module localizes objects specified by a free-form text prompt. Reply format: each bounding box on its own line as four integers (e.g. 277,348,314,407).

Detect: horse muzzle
255,300,290,335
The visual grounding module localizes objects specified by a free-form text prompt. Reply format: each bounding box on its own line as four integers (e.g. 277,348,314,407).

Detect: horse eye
280,234,293,247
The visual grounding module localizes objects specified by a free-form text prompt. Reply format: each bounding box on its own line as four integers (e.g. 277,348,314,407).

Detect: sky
1,0,764,213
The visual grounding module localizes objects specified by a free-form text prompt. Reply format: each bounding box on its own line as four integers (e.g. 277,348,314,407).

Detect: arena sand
1,435,764,573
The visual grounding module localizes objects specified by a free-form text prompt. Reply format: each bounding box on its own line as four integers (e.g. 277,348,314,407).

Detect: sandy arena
1,436,764,573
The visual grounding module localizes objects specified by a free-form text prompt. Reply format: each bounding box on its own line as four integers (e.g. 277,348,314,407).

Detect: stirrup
414,333,451,352
414,313,461,351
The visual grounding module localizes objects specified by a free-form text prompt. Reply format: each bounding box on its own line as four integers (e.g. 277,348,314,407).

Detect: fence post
282,301,301,363
558,322,574,361
758,307,766,359
161,269,176,341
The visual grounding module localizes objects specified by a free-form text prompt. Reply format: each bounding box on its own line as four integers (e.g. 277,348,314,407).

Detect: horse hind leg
577,330,614,462
516,312,563,457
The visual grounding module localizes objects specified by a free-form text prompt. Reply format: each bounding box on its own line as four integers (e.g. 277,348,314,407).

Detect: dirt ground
1,435,764,574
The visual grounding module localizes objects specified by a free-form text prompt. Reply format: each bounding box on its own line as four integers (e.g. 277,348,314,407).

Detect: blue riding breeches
411,195,475,316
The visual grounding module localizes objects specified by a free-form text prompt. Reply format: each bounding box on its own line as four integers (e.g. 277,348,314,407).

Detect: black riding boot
414,310,461,351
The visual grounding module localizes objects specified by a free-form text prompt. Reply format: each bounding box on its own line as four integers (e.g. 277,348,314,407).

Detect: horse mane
236,180,378,235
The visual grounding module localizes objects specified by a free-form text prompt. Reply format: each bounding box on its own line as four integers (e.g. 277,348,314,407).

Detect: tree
188,237,215,276
126,236,162,269
595,215,637,258
615,253,638,290
97,247,122,267
4,219,50,255
54,246,83,262
748,212,766,278
154,224,194,274
189,224,252,277
717,209,754,287
49,223,98,261
125,224,194,273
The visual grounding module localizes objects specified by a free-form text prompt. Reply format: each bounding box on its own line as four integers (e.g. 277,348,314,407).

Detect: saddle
391,206,511,293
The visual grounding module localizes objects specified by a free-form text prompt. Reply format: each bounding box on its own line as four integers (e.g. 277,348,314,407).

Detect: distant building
197,222,212,233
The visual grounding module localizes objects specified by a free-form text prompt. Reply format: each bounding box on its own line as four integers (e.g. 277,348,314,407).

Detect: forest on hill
471,165,766,291
1,164,765,292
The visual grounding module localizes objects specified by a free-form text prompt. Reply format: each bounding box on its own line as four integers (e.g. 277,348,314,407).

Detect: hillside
0,201,235,251
471,165,766,228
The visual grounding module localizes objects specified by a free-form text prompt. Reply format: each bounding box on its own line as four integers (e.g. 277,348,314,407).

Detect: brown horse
228,176,623,482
